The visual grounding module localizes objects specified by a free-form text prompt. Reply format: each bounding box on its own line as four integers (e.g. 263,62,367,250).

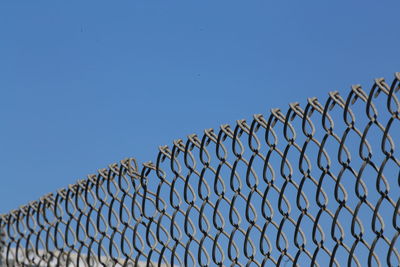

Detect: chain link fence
1,73,399,266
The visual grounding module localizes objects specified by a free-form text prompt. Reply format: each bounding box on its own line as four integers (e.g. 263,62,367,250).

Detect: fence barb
1,73,399,266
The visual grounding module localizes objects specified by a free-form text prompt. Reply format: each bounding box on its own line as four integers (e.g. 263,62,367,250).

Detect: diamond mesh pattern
1,73,399,266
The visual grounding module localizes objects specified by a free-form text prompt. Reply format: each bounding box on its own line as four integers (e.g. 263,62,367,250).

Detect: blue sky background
1,1,399,214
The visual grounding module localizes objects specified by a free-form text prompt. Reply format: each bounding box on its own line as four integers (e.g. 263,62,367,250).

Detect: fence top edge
1,72,398,222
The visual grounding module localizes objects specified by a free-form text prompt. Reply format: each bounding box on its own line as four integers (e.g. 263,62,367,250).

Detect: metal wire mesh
1,73,399,267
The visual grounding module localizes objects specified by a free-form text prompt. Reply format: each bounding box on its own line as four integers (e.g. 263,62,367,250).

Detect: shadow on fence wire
1,73,400,267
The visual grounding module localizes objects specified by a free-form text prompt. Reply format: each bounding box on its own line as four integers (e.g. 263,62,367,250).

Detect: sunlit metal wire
1,73,399,267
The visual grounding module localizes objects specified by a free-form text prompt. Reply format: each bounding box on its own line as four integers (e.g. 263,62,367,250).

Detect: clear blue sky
1,1,399,214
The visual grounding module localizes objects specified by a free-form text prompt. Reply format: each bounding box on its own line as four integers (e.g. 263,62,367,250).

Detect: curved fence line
1,73,399,266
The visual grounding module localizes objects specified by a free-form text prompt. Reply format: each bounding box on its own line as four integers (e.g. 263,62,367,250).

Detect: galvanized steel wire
1,73,400,266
